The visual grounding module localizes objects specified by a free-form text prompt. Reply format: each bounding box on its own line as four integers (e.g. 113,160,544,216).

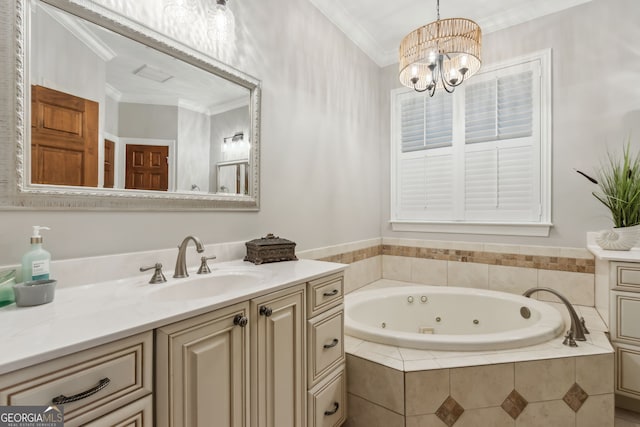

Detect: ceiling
39,2,248,115
308,0,593,67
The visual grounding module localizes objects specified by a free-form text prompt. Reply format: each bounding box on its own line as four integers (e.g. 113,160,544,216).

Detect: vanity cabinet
594,257,640,411
155,272,345,427
251,284,306,427
155,302,251,427
0,331,153,426
306,273,346,427
155,283,308,427
0,266,345,427
610,261,640,409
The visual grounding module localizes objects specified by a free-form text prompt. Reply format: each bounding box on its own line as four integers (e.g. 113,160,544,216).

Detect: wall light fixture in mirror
0,0,261,210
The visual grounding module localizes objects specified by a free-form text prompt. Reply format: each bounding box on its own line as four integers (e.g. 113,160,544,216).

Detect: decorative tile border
318,245,382,264
318,244,595,274
382,245,595,274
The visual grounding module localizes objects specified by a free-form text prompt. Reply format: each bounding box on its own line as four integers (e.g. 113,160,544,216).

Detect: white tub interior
345,286,565,351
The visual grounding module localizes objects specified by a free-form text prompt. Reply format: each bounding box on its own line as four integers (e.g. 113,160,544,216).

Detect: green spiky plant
592,142,640,228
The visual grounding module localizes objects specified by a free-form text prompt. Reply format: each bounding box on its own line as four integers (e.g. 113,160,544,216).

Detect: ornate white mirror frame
0,0,261,210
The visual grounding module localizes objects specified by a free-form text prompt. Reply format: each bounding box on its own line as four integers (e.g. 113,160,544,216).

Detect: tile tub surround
343,280,614,426
305,238,596,304
345,349,615,427
346,339,614,427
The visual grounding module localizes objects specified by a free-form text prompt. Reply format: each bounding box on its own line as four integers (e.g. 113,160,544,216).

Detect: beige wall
0,0,383,263
380,0,640,248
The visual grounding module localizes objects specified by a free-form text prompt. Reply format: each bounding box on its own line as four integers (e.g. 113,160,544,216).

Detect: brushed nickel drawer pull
323,289,339,297
52,377,111,405
323,338,339,349
324,402,340,416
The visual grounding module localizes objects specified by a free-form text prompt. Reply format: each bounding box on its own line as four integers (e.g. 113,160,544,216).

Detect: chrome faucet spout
174,236,205,278
523,287,587,342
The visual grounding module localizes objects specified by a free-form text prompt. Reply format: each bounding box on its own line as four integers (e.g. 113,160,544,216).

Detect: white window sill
390,221,553,237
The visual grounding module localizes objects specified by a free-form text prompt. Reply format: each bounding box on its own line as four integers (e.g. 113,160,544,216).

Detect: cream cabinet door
251,284,306,427
156,302,250,427
616,343,640,399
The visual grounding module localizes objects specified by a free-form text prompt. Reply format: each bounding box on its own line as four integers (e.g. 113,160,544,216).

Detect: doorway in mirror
31,85,98,187
125,145,169,191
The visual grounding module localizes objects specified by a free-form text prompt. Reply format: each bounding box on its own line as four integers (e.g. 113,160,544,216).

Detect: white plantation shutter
399,92,452,152
465,80,497,143
498,72,533,139
463,60,540,222
398,152,454,220
466,71,534,143
465,143,537,221
392,52,549,228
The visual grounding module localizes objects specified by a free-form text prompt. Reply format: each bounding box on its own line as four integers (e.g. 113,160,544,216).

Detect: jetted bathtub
345,286,565,351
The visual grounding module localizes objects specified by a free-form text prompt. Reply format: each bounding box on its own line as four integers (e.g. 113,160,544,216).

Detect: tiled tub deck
344,281,615,427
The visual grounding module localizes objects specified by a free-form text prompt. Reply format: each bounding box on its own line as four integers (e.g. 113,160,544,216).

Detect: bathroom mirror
0,0,261,210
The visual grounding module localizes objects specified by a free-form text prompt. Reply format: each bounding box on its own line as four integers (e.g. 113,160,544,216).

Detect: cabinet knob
324,402,340,416
233,314,248,327
259,306,273,317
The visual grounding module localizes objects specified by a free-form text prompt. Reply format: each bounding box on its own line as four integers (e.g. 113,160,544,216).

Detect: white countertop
587,245,640,262
586,231,640,261
0,259,346,375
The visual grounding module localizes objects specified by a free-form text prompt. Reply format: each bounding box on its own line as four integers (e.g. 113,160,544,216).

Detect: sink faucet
523,287,587,344
174,236,205,278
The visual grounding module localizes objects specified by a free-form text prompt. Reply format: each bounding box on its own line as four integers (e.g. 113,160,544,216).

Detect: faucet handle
562,330,578,347
580,317,590,334
197,255,217,274
140,263,167,284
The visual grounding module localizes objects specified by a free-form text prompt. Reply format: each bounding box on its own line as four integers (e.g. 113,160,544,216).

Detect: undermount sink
149,269,271,302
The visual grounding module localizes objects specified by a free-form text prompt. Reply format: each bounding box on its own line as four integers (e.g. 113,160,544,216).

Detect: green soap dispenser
21,226,51,282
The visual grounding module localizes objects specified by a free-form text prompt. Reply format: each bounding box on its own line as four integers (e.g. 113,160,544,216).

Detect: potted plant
578,142,640,250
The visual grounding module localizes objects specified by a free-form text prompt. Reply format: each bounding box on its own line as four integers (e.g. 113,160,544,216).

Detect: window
390,50,552,236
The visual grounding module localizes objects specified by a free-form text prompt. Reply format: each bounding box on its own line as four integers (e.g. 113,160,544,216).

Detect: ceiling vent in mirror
133,65,174,83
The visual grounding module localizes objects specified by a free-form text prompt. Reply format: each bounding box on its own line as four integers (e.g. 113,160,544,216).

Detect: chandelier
399,0,482,96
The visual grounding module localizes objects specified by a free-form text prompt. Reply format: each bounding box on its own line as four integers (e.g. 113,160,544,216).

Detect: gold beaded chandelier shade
399,1,482,96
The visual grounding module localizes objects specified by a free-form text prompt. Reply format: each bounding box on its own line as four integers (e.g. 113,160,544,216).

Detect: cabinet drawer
308,273,343,318
84,395,153,427
616,343,640,399
613,262,640,291
0,332,152,427
308,366,346,427
613,292,640,344
308,305,344,387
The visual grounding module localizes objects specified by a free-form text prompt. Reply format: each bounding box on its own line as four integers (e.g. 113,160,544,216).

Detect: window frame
390,49,552,237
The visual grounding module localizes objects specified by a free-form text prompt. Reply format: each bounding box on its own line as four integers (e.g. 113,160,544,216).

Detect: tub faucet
174,236,205,278
523,287,587,343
